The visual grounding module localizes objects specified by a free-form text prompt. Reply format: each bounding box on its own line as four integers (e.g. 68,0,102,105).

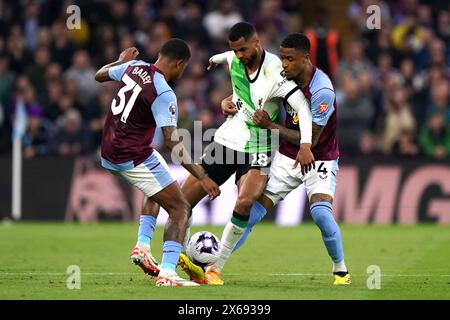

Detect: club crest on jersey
258,98,263,108
319,103,328,113
292,114,299,124
168,103,176,116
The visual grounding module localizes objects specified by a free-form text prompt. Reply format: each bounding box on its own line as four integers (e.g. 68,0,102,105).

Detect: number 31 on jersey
111,74,142,123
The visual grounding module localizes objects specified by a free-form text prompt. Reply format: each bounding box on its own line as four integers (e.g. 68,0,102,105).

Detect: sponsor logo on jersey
319,103,328,113
277,78,287,87
285,103,296,116
168,103,176,116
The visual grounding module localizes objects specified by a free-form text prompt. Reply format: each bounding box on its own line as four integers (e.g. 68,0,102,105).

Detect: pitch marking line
1,272,450,277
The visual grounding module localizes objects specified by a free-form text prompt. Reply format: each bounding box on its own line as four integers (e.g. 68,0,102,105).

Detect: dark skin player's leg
181,168,268,217
234,169,267,215
181,174,208,209
141,197,160,218
255,193,275,211
150,181,190,243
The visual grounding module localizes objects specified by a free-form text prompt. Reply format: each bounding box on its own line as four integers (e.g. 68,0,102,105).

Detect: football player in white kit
178,23,314,285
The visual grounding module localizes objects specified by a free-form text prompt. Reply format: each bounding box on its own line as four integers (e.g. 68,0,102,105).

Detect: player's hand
119,47,139,62
207,58,218,71
199,176,221,200
252,109,272,129
293,143,315,175
221,99,237,116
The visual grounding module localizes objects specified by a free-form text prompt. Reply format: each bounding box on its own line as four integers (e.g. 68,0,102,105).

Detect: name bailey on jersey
131,67,152,84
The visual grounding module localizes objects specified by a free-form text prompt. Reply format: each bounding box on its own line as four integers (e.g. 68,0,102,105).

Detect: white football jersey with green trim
213,50,300,153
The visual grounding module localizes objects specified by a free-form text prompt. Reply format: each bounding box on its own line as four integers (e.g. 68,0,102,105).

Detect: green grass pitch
0,222,449,299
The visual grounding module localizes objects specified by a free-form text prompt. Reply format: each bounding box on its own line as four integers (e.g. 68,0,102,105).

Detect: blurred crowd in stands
0,0,449,160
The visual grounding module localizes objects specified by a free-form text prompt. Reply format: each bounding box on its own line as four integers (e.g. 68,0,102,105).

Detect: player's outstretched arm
207,52,229,71
94,47,139,82
161,126,221,200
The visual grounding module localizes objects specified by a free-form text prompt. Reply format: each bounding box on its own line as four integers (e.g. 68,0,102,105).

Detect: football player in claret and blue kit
95,39,220,287
237,33,351,285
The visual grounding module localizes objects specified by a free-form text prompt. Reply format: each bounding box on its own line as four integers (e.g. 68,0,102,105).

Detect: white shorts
105,151,176,198
264,151,338,205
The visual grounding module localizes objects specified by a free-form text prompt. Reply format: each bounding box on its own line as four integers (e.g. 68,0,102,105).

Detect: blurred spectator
50,22,77,70
419,113,450,159
53,108,91,156
379,85,416,153
251,0,288,34
426,80,450,123
176,2,210,45
36,28,52,48
7,25,30,75
0,55,14,105
45,62,63,83
359,132,378,155
305,6,341,78
22,106,52,158
64,50,98,107
41,81,63,121
365,27,400,66
27,46,51,94
0,0,448,161
436,10,450,45
24,2,40,51
416,4,433,28
425,37,449,75
336,40,374,88
203,0,243,43
390,14,427,59
336,72,375,154
392,129,419,157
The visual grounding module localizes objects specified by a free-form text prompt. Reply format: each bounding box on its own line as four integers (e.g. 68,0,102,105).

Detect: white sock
136,242,150,253
214,221,246,272
333,260,347,273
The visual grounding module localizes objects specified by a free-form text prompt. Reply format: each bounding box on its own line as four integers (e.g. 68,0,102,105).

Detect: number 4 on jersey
111,74,142,123
317,162,328,174
317,162,329,179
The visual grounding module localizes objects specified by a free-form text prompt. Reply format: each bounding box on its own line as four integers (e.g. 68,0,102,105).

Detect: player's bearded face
243,49,258,66
229,37,258,66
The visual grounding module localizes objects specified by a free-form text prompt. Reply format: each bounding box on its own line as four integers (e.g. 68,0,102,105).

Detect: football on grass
186,231,220,269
